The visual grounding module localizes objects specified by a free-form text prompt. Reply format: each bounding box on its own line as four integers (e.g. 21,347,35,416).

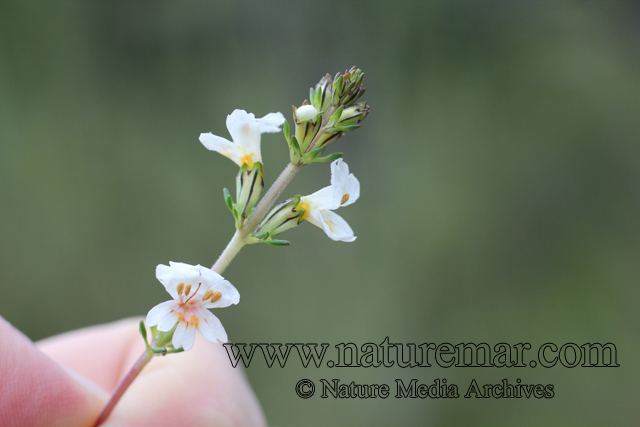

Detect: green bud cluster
286,67,369,166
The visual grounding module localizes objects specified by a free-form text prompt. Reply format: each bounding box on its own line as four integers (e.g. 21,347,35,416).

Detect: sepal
235,162,264,227
250,196,304,244
223,188,234,212
283,119,291,145
309,152,343,163
140,321,184,356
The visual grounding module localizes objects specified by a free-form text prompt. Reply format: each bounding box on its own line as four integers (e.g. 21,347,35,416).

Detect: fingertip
0,316,105,427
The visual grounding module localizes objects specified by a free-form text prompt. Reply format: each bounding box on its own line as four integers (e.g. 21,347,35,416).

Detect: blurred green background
1,1,639,425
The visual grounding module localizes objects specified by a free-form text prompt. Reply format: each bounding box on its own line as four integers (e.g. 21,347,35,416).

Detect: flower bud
235,162,264,225
315,102,370,148
296,104,320,122
310,74,333,112
331,67,366,107
336,102,369,129
293,103,322,153
290,67,369,164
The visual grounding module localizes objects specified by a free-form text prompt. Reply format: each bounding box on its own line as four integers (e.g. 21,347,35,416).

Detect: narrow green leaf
251,231,270,240
151,346,168,355
223,188,234,211
338,124,361,132
139,321,148,344
283,120,291,144
310,152,343,163
306,147,324,158
265,238,291,246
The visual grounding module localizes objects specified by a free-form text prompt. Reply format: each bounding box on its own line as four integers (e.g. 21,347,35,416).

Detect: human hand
0,316,265,427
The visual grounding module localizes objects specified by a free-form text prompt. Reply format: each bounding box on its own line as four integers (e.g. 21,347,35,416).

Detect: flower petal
199,133,243,165
197,309,228,343
157,309,180,332
193,265,228,292
156,262,220,299
226,109,255,138
302,186,336,211
317,209,356,242
146,300,176,327
256,112,286,133
181,324,198,351
203,279,240,309
341,173,360,207
225,110,261,161
330,159,360,207
155,264,181,299
172,320,188,349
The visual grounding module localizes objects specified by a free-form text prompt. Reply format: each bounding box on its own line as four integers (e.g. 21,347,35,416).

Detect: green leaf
139,321,148,345
151,346,167,355
251,231,270,240
338,124,361,132
223,188,234,211
310,152,343,163
283,120,291,144
306,147,324,158
265,238,291,246
167,348,185,354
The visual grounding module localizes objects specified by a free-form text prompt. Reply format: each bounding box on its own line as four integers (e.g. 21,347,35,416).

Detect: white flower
199,109,285,169
146,262,240,351
297,159,360,242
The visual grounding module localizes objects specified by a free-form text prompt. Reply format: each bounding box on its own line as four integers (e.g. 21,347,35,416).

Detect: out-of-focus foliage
1,1,639,426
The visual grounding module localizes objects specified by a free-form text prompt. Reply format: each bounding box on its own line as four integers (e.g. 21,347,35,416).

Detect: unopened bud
293,103,322,153
332,67,366,107
337,102,369,129
296,105,320,122
235,163,264,225
310,74,333,112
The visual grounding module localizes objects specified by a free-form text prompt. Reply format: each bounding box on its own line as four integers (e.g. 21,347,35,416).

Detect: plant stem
95,106,336,425
211,229,245,274
93,348,153,426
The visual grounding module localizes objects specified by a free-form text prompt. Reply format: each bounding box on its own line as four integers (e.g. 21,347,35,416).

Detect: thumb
0,316,104,427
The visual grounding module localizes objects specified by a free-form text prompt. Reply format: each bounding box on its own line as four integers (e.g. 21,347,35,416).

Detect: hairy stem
93,349,153,426
211,229,245,274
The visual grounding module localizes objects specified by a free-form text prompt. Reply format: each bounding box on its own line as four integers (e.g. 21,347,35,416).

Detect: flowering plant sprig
93,68,370,426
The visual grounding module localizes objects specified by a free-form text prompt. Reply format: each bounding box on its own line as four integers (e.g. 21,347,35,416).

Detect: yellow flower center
189,315,199,327
240,154,254,170
297,201,310,220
